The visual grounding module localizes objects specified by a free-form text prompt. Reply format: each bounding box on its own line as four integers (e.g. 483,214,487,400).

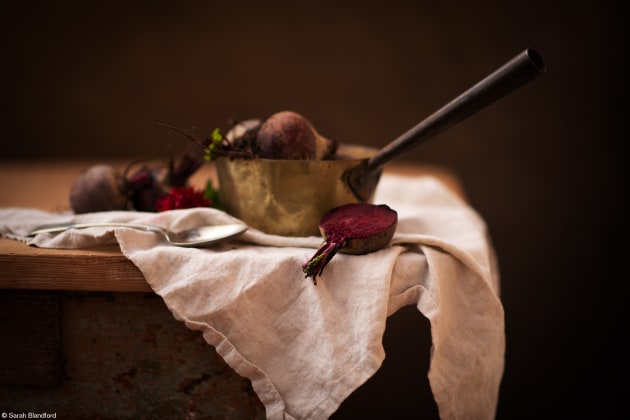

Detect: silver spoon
27,222,248,248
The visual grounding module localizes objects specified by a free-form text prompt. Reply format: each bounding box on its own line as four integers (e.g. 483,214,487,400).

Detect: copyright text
2,413,57,419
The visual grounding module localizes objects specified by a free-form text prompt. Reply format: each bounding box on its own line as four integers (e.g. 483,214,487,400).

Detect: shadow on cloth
332,305,439,418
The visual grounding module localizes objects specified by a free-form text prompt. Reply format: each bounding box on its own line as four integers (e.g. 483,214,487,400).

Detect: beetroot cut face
302,203,398,284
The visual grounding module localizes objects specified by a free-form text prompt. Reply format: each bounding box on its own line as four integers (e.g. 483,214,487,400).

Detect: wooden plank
0,160,464,292
0,240,150,292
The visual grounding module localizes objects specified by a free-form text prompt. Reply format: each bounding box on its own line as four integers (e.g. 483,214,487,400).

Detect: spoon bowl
28,222,248,248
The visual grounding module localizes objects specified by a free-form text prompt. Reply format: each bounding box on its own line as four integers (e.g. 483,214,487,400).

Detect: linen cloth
0,174,504,419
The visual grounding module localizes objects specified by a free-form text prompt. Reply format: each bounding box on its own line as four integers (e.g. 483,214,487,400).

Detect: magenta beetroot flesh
302,203,398,283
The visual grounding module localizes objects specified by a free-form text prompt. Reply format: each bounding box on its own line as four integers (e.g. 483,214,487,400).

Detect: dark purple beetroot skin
69,165,129,214
69,153,205,213
302,203,398,283
257,111,318,159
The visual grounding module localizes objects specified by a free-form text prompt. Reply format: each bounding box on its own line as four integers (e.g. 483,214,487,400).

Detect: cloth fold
0,174,504,420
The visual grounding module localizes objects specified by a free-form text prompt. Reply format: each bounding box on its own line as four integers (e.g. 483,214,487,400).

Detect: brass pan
215,144,380,237
216,48,546,237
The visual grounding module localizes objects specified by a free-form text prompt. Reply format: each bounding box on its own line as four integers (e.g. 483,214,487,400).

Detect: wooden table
0,160,465,292
0,159,458,418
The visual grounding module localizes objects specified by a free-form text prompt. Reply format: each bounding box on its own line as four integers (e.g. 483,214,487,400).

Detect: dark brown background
2,1,624,418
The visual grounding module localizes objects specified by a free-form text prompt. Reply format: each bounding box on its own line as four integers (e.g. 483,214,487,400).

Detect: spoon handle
365,48,546,172
28,222,163,236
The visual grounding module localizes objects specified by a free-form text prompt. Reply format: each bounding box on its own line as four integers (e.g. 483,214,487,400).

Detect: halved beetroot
302,203,398,283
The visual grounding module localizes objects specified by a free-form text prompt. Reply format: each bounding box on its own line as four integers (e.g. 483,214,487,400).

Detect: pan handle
368,48,545,172
346,48,546,201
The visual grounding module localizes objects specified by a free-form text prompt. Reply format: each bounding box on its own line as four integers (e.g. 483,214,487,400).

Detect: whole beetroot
68,151,205,213
69,164,129,214
124,164,169,212
302,203,398,283
256,111,337,160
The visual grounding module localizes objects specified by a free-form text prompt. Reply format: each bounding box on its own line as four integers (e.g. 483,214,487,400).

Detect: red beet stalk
302,203,398,284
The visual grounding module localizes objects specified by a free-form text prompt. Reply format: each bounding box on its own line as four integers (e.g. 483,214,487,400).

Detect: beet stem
302,240,343,284
152,122,208,148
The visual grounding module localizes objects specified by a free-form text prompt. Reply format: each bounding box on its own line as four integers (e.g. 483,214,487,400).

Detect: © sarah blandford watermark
1,413,57,419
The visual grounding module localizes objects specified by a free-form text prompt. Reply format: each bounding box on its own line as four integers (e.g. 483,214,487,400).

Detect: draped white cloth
1,174,504,419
